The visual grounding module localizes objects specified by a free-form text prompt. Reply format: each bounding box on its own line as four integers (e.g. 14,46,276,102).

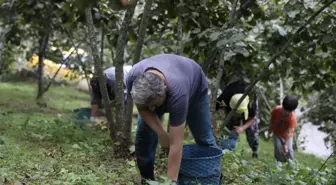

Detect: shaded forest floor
0,82,335,185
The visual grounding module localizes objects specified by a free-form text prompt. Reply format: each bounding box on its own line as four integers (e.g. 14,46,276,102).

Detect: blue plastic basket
178,144,223,185
73,108,91,120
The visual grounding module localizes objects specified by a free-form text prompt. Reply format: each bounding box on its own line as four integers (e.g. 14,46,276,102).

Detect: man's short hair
282,94,298,112
130,71,165,105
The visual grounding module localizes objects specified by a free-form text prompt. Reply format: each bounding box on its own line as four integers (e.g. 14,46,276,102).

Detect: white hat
229,94,250,120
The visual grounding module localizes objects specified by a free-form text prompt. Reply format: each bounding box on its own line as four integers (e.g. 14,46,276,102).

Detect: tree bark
36,27,50,101
85,8,116,140
124,0,153,147
132,0,151,64
211,0,238,135
210,51,225,136
176,15,183,55
114,6,136,151
220,0,335,131
279,75,283,105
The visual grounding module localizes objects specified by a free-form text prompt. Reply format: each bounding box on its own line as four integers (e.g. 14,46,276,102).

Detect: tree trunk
114,6,136,152
210,51,225,136
132,0,151,64
176,15,183,55
124,0,153,148
36,28,50,101
0,32,5,74
85,8,116,140
279,75,283,105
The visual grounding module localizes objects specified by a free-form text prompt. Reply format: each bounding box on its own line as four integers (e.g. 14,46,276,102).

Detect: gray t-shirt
126,54,208,126
91,65,132,105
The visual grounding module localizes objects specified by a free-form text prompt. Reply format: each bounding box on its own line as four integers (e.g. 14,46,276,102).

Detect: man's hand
159,131,170,153
268,129,273,137
136,106,168,148
283,144,288,155
235,116,256,135
90,116,96,122
233,126,244,135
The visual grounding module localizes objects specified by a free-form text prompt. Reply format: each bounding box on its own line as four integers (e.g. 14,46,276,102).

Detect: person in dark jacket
216,80,260,159
89,65,132,122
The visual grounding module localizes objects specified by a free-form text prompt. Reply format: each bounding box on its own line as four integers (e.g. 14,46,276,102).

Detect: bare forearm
284,128,294,145
137,109,167,137
91,104,99,117
145,116,166,136
242,116,256,130
167,146,182,181
268,117,274,133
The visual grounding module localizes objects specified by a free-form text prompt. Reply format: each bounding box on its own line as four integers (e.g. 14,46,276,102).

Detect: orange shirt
270,106,296,138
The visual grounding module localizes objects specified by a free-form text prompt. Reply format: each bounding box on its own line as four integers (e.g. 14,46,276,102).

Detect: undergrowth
0,82,335,185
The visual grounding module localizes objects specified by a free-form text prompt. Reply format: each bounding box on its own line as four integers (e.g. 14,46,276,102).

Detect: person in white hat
216,80,259,158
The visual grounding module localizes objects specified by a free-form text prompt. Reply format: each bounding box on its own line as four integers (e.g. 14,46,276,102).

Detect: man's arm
167,123,185,181
166,95,188,181
233,116,256,134
90,89,102,121
268,109,276,135
284,128,295,145
243,116,257,130
283,116,296,153
91,104,99,120
137,107,170,149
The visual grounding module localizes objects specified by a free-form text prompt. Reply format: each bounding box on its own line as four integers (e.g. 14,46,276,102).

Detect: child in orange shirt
268,94,298,162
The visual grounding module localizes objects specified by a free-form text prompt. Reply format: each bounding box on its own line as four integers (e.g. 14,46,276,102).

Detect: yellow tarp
27,54,87,81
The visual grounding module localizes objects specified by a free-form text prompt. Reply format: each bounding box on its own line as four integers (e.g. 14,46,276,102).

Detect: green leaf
322,35,334,43
233,47,249,57
72,144,81,149
55,3,64,9
287,10,300,18
320,19,331,30
199,42,206,47
224,51,237,60
147,181,159,185
36,3,44,9
210,32,221,41
127,160,136,167
192,28,200,34
274,25,287,36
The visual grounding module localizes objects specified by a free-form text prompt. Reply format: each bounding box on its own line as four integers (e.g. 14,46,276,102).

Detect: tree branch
42,45,77,94
257,88,272,111
63,27,92,94
132,0,152,64
85,7,116,140
233,0,255,21
220,0,336,131
227,0,239,28
100,23,105,65
176,15,183,55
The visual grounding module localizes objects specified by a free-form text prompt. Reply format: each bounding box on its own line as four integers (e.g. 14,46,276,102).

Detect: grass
0,82,335,185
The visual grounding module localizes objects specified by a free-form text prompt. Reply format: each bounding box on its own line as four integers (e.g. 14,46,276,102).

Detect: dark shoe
141,178,148,185
141,177,155,185
252,152,258,159
220,172,224,184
